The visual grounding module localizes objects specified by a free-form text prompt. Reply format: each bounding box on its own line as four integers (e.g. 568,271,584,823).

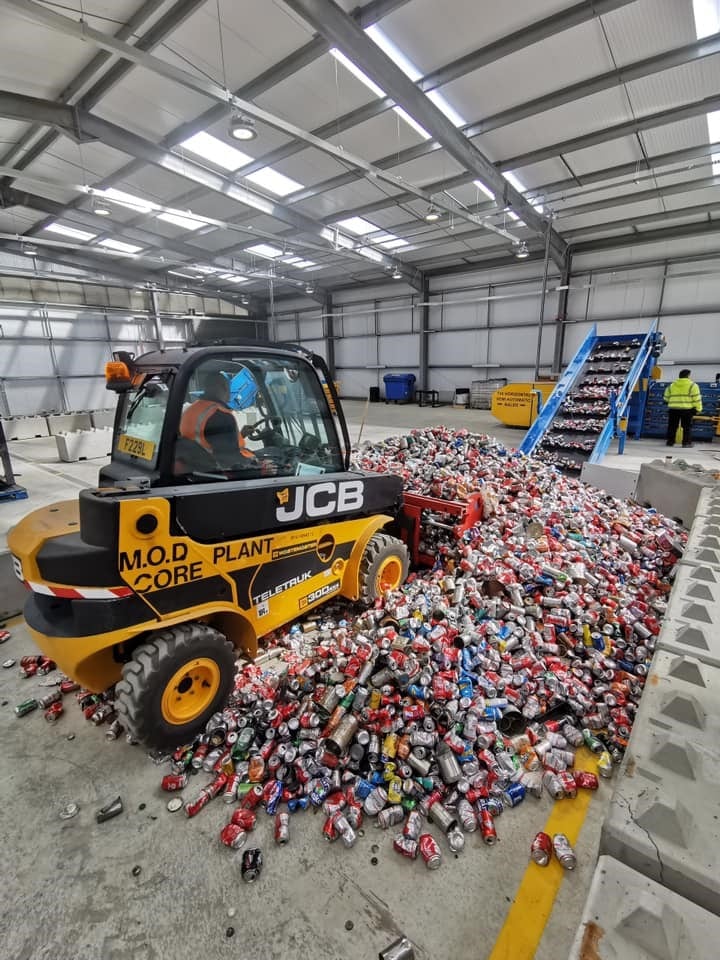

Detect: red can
322,813,340,842
393,834,418,859
231,808,257,831
219,823,247,849
530,831,552,866
239,785,264,810
274,812,290,845
418,832,442,869
479,808,497,846
574,771,600,791
44,701,63,722
161,772,189,792
403,810,423,840
557,771,577,799
184,790,212,818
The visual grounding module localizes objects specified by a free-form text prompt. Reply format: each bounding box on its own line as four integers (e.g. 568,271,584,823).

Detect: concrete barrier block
581,462,638,500
600,651,720,912
46,412,93,435
1,415,49,440
635,461,717,528
657,583,720,667
569,856,720,960
55,428,112,462
696,487,720,519
90,408,115,429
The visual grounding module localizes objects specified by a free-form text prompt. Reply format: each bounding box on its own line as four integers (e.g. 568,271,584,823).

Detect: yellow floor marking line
488,756,596,960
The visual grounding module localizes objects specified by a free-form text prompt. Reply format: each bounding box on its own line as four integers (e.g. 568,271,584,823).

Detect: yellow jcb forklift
8,341,408,747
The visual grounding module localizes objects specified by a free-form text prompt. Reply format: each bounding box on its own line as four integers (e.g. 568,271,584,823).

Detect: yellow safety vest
663,378,702,412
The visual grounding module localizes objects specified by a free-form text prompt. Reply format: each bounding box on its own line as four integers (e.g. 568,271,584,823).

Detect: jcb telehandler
8,341,408,747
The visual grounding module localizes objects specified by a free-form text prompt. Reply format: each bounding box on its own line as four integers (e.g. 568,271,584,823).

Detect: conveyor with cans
520,322,663,473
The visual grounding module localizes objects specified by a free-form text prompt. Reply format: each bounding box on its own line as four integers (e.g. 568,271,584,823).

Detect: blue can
503,782,526,807
370,770,386,786
354,777,373,800
478,797,504,817
407,684,427,700
288,796,310,813
458,678,473,700
309,777,331,807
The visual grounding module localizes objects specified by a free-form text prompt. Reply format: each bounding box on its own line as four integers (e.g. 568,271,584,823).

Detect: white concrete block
1,415,49,440
600,649,720,912
55,428,112,462
569,856,720,960
635,461,717,528
580,462,638,500
90,408,115,429
47,412,93,435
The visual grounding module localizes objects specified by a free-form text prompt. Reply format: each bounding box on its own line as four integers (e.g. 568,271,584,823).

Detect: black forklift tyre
358,532,409,603
115,623,236,749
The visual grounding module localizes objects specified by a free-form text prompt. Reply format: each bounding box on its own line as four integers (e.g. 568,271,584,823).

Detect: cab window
173,355,343,481
114,373,171,469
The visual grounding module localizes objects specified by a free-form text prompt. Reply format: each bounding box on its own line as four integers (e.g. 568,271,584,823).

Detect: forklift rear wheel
115,623,236,748
358,532,409,603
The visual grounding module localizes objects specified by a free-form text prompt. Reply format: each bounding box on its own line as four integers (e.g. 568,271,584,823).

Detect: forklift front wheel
358,532,409,603
115,623,236,749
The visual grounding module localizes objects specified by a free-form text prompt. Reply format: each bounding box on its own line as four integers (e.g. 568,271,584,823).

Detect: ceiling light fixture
92,197,112,217
229,112,257,141
424,204,440,222
240,295,250,305
513,240,530,259
22,242,38,255
391,266,402,280
304,282,315,294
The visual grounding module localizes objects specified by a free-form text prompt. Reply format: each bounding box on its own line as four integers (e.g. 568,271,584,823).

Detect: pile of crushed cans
14,428,686,879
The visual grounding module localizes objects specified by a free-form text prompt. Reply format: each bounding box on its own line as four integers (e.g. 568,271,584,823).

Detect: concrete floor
0,618,607,960
0,401,696,959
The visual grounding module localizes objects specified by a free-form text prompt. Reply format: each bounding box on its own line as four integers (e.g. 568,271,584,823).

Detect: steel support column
552,254,573,375
420,276,430,390
324,293,336,379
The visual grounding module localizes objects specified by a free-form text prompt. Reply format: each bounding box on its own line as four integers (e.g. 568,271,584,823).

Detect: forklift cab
100,343,349,488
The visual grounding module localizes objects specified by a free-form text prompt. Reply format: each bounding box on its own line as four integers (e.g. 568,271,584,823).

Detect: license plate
117,434,155,461
11,554,23,581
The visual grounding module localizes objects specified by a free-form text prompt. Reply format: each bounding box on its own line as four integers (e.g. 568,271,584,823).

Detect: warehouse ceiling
0,0,719,303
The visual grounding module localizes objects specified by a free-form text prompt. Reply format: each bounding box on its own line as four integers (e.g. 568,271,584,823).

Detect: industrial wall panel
600,648,720,913
3,380,62,415
0,342,53,378
335,336,376,368
429,367,475,399
275,319,296,341
488,325,554,370
159,320,187,343
662,272,720,312
47,310,107,340
63,377,107,412
54,341,109,377
0,310,45,338
298,318,324,341
338,309,375,338
429,329,488,366
337,368,378,398
378,335,418,367
430,295,489,332
569,856,720,960
378,301,414,335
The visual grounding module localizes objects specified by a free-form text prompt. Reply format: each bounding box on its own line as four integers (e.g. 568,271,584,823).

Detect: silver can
552,833,576,870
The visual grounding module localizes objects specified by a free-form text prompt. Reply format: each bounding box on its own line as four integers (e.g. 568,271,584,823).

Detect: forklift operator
179,371,252,463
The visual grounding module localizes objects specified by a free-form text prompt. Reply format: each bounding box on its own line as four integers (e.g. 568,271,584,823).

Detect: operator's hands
260,459,278,477
240,424,253,438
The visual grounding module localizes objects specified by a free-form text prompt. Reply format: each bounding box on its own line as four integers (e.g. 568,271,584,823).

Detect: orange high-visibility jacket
179,400,252,456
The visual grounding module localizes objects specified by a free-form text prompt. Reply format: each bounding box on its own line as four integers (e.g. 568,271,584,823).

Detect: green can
15,698,39,717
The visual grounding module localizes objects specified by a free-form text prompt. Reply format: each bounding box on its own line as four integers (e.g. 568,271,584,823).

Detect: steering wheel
243,416,277,443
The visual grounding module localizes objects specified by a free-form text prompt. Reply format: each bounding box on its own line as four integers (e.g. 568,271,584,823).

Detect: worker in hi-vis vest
664,368,702,448
180,371,254,462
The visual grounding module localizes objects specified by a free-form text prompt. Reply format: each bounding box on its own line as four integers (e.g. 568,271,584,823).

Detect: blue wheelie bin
383,373,416,403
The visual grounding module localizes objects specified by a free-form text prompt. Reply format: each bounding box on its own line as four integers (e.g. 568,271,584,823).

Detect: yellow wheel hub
376,555,403,594
161,657,220,725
